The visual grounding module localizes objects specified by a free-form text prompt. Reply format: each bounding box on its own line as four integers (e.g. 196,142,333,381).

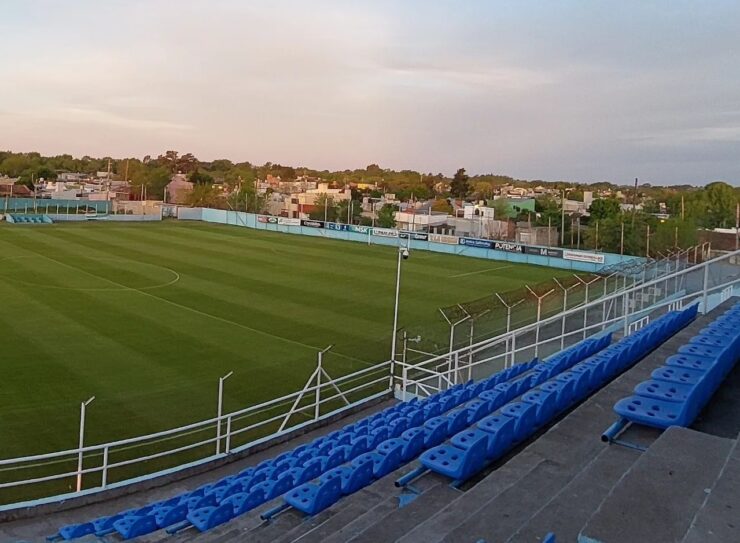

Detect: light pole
390,246,409,362
216,371,233,455
76,396,95,492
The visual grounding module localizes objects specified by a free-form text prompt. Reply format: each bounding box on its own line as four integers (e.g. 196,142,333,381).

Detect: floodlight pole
553,278,577,351
495,293,524,366
525,286,555,359
574,274,602,340
76,396,95,492
216,371,233,455
390,246,406,363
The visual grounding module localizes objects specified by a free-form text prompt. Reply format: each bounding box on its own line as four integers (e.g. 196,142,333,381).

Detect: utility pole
646,224,650,258
595,220,599,251
620,221,624,255
632,177,638,228
561,189,566,246
681,195,685,221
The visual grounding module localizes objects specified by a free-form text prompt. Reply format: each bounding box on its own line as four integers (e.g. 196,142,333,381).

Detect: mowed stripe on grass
0,221,566,459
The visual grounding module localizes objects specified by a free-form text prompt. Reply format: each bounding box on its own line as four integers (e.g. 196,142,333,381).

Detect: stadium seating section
613,301,739,429
6,214,53,224
47,304,699,540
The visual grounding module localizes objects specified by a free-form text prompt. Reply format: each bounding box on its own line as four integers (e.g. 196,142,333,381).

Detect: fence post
622,291,629,336
510,333,516,367
101,446,109,488
225,415,232,454
702,263,709,313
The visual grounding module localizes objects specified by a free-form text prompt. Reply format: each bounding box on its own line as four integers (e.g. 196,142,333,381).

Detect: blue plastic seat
633,380,694,403
187,503,234,532
538,379,575,411
678,343,726,362
521,389,557,427
154,503,188,528
476,414,515,459
399,427,426,461
222,486,266,516
388,416,409,438
665,353,717,373
113,514,158,539
500,402,538,443
446,408,470,435
368,439,403,478
252,472,294,501
651,366,707,386
613,395,688,429
322,457,374,495
423,416,451,447
420,431,488,482
478,390,505,412
285,475,343,515
54,522,95,541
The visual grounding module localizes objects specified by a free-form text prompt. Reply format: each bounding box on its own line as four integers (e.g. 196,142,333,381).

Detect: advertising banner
429,233,460,245
257,215,278,224
492,241,524,253
525,246,564,258
349,225,371,234
301,219,325,228
326,222,351,231
459,237,494,249
373,227,399,238
399,231,429,241
562,249,605,264
277,217,301,226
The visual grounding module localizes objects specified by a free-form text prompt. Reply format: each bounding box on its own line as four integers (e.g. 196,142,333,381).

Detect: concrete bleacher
2,301,739,542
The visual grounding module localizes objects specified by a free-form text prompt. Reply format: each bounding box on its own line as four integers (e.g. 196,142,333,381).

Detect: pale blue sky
1,1,738,185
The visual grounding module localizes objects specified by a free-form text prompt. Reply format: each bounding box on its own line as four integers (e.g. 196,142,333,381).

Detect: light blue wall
191,208,642,273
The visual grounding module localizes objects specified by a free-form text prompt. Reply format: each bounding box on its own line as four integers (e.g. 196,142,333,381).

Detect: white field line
9,248,372,367
449,265,513,278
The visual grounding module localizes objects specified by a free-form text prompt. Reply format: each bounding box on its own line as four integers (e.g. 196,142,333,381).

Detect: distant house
166,174,194,204
0,183,32,197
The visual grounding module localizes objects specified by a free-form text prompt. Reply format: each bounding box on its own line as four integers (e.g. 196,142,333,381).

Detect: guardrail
396,250,740,399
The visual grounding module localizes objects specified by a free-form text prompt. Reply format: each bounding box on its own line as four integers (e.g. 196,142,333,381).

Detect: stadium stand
4,300,734,543
46,335,617,540
609,300,739,432
5,214,53,224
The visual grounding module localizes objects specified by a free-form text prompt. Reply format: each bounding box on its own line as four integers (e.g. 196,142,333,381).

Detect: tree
704,181,737,228
450,168,470,198
490,198,509,220
588,198,621,221
309,194,338,222
189,168,214,185
376,204,397,228
337,199,362,224
431,198,453,214
185,183,219,207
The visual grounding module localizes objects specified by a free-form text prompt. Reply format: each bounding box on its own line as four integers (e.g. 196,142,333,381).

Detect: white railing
0,360,391,507
397,249,739,399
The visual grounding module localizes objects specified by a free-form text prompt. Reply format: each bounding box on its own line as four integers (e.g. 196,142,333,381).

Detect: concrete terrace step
345,480,461,543
578,427,735,543
681,433,740,543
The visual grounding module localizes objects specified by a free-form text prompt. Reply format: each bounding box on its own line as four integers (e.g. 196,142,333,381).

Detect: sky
1,1,739,186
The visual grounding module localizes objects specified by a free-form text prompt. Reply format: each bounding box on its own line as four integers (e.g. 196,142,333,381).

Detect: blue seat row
278,334,617,517
614,302,739,430
48,361,540,540
419,305,698,484
277,361,542,517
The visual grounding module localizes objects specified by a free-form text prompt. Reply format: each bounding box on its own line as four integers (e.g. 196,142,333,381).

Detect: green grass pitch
0,221,568,461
